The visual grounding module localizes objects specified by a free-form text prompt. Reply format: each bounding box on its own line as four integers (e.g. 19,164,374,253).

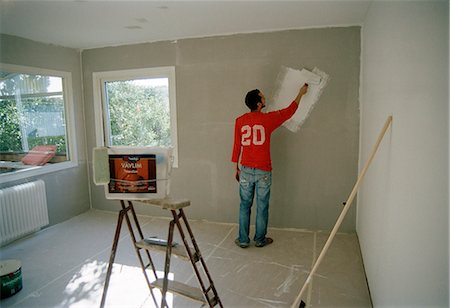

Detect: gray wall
358,2,449,306
83,27,361,231
0,34,90,225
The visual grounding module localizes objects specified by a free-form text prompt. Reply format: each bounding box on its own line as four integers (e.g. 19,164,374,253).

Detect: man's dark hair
245,89,261,111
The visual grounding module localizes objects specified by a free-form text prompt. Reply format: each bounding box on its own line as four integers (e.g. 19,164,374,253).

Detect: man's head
245,89,266,111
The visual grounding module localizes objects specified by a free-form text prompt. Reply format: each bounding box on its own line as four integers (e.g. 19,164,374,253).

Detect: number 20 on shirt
241,125,266,146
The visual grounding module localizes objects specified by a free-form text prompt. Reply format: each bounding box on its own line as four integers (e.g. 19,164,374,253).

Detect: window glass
94,67,178,167
104,78,171,147
0,71,70,166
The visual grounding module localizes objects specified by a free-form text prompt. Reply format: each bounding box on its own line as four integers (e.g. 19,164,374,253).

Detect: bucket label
0,268,22,299
108,154,157,194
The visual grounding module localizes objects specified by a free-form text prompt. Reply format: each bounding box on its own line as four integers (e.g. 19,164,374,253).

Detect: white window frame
93,66,179,167
0,63,78,184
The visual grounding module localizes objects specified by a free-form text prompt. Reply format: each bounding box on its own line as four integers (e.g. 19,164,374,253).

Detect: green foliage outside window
0,98,67,153
0,100,22,152
106,80,171,147
0,70,71,165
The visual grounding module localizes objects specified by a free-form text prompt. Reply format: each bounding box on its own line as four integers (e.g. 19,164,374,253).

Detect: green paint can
0,260,23,299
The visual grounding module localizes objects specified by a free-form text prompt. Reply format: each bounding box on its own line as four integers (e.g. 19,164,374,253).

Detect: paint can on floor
0,260,23,299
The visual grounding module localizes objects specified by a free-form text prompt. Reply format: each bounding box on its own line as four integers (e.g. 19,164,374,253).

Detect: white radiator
0,180,49,246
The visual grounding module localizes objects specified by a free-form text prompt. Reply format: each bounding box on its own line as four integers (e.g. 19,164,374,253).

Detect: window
0,64,77,182
93,67,178,167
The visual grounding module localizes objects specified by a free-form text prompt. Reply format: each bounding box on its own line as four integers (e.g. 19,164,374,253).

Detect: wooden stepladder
100,200,160,308
100,198,222,308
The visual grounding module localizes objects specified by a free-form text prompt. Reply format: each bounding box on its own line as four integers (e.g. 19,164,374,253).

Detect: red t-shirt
231,101,298,171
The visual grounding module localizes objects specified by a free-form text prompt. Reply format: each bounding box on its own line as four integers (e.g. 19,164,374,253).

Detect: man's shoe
255,237,273,247
235,239,249,248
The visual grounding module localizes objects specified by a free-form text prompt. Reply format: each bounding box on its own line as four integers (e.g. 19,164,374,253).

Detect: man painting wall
232,83,309,248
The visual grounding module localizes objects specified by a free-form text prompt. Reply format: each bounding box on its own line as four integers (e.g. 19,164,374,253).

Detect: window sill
0,161,78,184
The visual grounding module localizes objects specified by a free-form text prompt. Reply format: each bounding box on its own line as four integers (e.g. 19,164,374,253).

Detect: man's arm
294,83,309,105
231,119,242,182
270,83,309,128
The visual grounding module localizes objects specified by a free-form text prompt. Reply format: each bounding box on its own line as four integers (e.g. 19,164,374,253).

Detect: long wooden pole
292,115,393,308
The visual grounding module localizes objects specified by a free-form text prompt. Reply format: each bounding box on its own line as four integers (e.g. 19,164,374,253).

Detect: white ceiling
0,0,372,50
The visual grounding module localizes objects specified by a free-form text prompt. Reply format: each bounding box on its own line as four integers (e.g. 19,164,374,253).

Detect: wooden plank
135,239,198,261
153,279,206,303
139,198,191,209
291,116,393,308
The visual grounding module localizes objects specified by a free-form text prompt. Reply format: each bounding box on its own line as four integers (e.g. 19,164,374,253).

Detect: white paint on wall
358,1,449,307
269,66,329,132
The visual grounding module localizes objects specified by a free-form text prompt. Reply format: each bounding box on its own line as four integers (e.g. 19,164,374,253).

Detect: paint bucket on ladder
0,260,23,299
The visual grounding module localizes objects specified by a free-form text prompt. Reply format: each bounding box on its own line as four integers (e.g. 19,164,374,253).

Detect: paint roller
300,68,322,85
292,116,393,308
93,147,110,185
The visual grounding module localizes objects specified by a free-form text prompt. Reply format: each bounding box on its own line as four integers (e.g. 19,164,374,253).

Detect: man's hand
294,83,309,104
299,83,309,96
235,169,240,182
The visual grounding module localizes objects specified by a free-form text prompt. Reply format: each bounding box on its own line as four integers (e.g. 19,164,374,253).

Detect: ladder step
144,262,152,270
153,278,206,303
135,240,199,262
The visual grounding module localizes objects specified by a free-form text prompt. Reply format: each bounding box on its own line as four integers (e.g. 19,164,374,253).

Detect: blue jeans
238,166,272,245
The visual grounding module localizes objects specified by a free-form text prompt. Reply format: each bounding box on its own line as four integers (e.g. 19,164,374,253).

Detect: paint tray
144,237,178,247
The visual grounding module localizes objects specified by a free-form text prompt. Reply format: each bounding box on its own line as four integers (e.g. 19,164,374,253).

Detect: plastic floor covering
0,209,371,307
